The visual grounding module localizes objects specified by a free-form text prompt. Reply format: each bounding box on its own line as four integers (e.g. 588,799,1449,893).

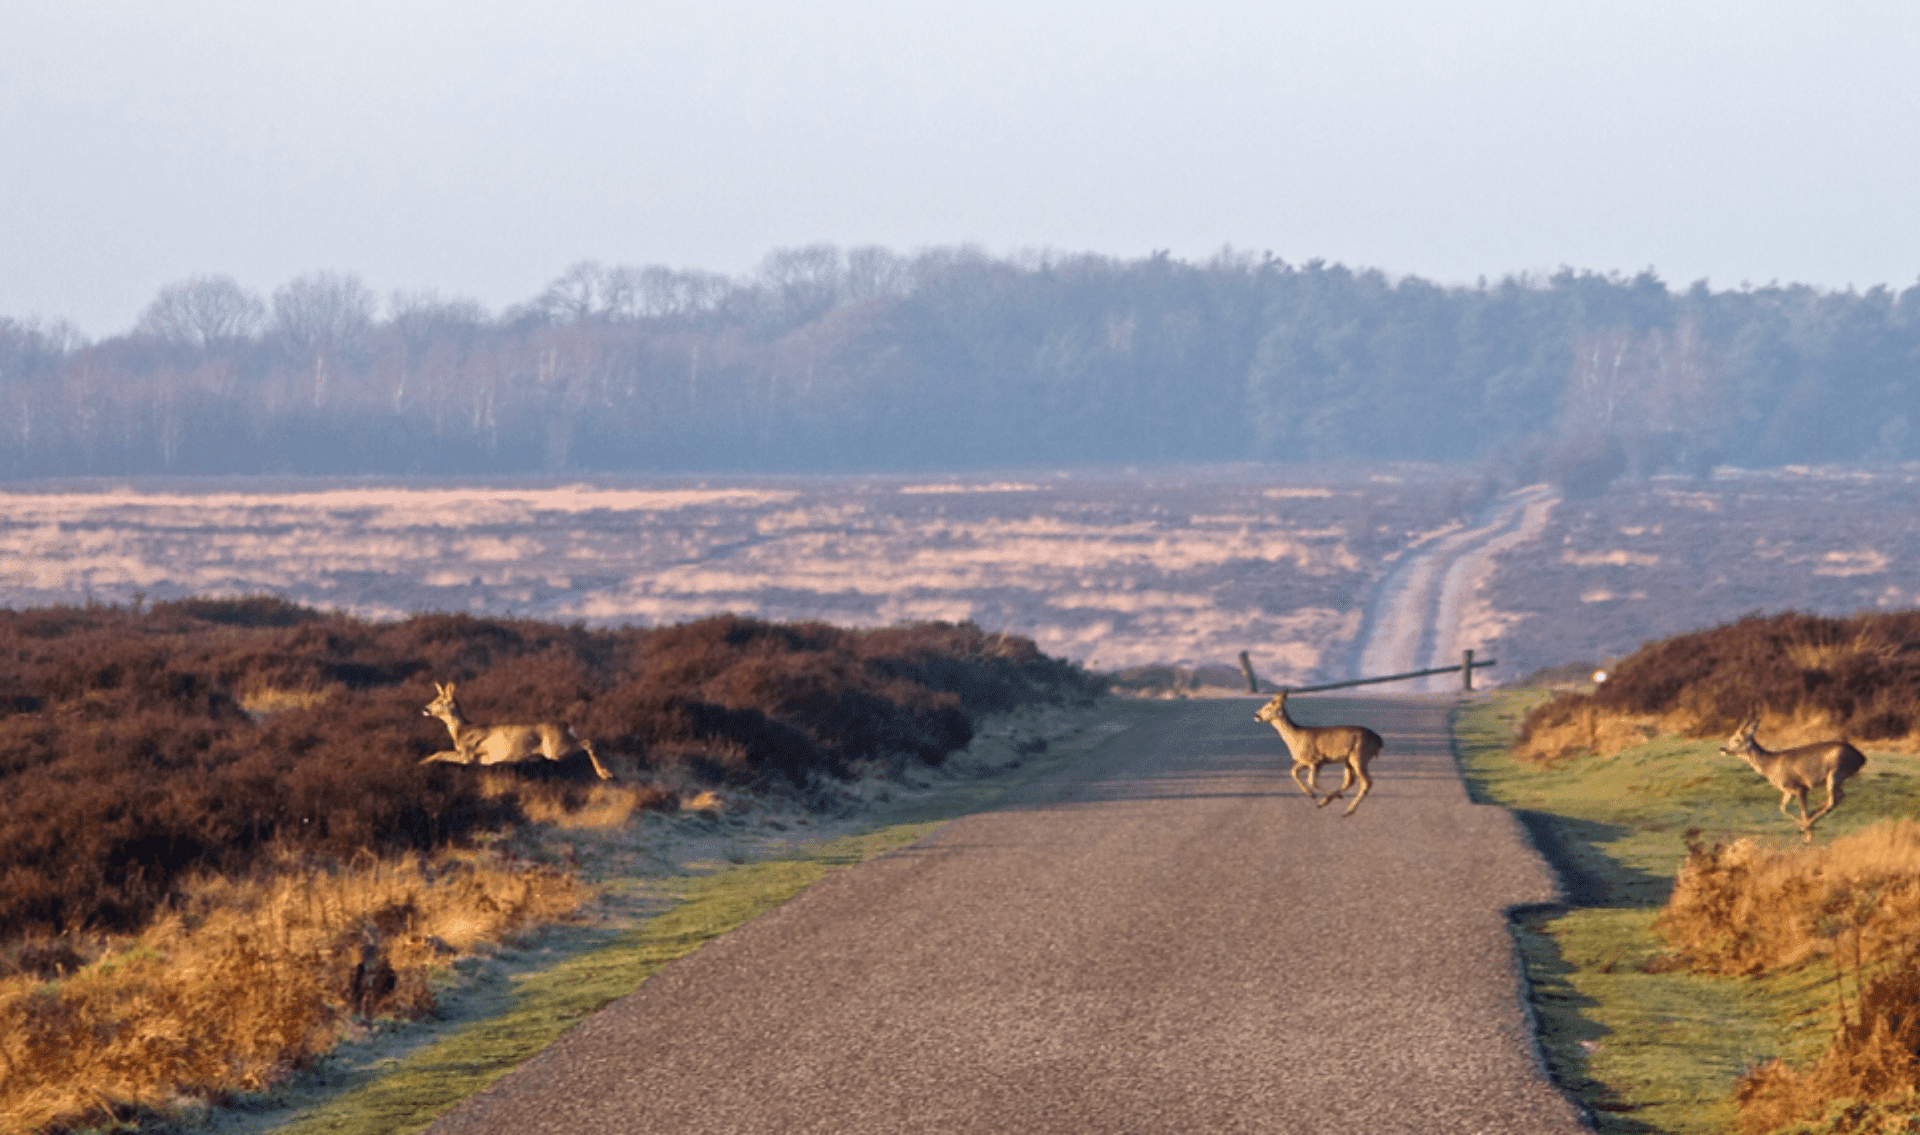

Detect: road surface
428,697,1588,1134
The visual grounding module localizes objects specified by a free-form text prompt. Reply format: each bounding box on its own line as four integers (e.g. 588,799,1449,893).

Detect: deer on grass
1720,718,1865,841
1255,691,1385,817
421,682,612,780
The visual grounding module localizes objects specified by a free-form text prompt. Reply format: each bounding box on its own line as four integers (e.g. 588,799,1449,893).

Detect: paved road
429,697,1589,1134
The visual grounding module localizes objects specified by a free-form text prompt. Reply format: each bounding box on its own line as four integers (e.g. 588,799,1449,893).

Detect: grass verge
1455,691,1920,1134
272,822,944,1135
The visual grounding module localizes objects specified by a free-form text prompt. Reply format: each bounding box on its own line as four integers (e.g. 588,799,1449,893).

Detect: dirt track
1355,484,1558,691
428,697,1588,1134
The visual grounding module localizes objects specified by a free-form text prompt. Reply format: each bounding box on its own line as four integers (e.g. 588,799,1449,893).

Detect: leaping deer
421,681,612,780
1255,691,1385,817
1720,718,1865,841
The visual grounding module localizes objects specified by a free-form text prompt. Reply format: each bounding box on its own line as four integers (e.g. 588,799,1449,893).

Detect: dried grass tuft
1662,824,1920,1131
0,852,583,1134
1659,823,1920,976
1733,951,1920,1133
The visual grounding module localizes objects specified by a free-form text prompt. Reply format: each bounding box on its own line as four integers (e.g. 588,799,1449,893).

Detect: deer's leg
1340,760,1373,817
1801,777,1844,833
583,741,612,781
1311,761,1338,808
1292,760,1321,802
1323,762,1355,805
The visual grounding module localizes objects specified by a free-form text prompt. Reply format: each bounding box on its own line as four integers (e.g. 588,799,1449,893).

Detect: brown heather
1660,825,1920,977
0,597,1094,1132
1731,947,1920,1134
1661,826,1920,1131
1515,610,1920,763
0,853,582,1134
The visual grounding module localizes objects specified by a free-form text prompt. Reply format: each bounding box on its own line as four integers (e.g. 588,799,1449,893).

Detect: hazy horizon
6,2,1918,338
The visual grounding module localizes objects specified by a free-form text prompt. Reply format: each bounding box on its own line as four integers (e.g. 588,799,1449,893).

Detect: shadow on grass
1511,903,1663,1135
1513,810,1675,908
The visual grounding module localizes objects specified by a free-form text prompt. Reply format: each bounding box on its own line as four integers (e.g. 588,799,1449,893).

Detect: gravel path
1356,485,1558,691
428,697,1589,1134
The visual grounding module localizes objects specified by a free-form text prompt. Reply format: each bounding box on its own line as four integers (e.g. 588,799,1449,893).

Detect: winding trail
1355,485,1558,691
427,697,1585,1134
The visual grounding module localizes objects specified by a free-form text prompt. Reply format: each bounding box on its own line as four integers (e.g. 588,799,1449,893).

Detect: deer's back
1293,724,1383,762
459,721,578,762
1762,739,1867,786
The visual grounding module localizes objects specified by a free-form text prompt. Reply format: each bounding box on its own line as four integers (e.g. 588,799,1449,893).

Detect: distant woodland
3,246,1918,481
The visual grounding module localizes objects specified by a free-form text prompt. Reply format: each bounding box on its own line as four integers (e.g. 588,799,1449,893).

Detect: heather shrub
1515,610,1920,762
1733,949,1920,1133
0,603,1088,936
1658,825,1920,976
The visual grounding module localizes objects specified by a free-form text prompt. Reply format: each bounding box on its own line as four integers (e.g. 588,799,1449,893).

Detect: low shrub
1514,610,1920,762
1733,949,1920,1134
1659,825,1920,976
0,603,1091,937
1656,825,1920,1133
0,852,582,1135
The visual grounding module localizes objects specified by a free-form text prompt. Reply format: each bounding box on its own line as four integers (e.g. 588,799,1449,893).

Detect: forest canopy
3,246,1917,480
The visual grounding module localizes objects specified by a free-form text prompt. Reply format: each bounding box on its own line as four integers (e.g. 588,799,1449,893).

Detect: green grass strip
274,820,945,1135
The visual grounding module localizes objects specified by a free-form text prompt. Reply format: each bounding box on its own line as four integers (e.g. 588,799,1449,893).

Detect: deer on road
1256,691,1385,817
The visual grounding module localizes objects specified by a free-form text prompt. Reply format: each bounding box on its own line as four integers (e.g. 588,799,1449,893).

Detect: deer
1720,718,1866,841
421,681,612,780
1255,691,1385,817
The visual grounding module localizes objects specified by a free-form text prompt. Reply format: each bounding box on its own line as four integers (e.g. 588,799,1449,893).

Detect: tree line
2,246,1917,482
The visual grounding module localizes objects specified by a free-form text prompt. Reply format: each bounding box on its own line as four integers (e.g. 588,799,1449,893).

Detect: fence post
1238,651,1260,693
1462,649,1475,692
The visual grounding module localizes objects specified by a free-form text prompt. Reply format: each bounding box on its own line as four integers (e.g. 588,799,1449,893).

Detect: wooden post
1462,649,1475,692
1238,651,1260,693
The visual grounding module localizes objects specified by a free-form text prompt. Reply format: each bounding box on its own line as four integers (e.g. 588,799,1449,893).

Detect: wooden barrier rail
1238,649,1495,695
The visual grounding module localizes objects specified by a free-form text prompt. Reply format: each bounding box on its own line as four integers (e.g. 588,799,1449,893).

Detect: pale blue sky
5,0,1918,337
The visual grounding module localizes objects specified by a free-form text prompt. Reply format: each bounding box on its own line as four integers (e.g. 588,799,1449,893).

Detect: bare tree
135,275,264,347
844,245,911,303
542,261,602,322
272,272,376,356
388,290,489,347
271,272,377,409
759,244,843,321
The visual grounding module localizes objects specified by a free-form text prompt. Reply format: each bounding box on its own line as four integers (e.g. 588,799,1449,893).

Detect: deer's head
1719,718,1760,758
423,681,459,720
1254,691,1289,723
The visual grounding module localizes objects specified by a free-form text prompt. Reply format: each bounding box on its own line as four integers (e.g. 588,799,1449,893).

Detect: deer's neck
1267,706,1305,741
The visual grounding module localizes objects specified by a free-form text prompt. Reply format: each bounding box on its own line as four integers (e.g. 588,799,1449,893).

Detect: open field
0,468,1481,683
7,464,1920,689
